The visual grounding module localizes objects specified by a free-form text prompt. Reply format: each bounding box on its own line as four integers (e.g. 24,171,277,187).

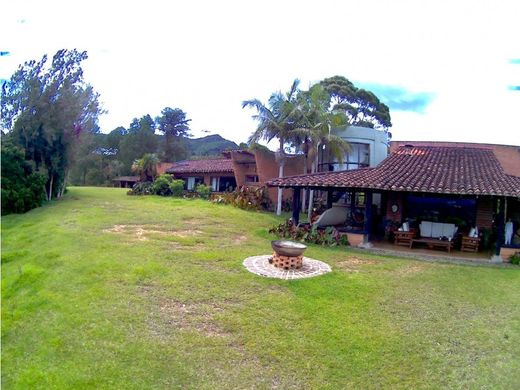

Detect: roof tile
267,146,520,197
166,158,234,174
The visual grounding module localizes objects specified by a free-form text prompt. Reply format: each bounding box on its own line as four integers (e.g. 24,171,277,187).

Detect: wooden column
350,190,356,221
292,187,301,225
364,191,373,239
495,197,505,255
326,189,334,209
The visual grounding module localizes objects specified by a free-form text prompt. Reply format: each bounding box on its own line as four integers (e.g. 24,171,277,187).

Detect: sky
2,0,519,147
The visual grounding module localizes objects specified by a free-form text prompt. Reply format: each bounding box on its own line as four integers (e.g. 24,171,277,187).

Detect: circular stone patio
243,255,332,280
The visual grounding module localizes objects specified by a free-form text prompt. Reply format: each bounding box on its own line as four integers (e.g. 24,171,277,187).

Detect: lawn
2,187,520,389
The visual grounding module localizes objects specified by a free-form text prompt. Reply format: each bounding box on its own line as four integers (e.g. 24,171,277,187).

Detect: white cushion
441,223,456,238
420,221,433,237
313,206,349,227
431,223,444,238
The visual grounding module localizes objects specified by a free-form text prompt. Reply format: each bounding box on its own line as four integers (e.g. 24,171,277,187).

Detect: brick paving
243,255,332,280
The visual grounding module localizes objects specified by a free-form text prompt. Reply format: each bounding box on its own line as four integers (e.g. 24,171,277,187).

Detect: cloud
357,83,435,113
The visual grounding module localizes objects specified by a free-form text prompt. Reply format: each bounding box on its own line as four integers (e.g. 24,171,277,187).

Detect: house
112,176,139,188
113,162,174,188
267,142,520,261
223,149,310,205
165,158,237,191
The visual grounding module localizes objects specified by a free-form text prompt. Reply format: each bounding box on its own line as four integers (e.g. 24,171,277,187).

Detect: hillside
185,134,238,157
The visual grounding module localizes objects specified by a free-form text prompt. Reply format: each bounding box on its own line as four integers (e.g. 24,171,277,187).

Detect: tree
320,75,392,130
156,107,191,162
293,84,349,217
1,49,103,200
1,137,47,215
118,115,158,173
132,153,159,182
242,79,300,215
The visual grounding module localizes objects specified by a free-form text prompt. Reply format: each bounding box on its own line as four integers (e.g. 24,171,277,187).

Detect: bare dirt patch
395,263,428,276
103,224,201,242
335,256,381,272
139,285,233,340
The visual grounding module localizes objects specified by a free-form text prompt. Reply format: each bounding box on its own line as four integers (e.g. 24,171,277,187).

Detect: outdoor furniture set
395,221,480,253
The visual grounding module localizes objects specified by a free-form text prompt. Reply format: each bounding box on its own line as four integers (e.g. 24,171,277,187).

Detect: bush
510,253,520,265
127,181,153,195
269,219,350,247
195,184,211,200
1,142,47,215
233,186,271,210
152,174,174,196
170,179,185,197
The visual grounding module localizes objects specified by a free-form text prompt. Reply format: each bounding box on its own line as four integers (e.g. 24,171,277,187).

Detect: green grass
2,187,520,389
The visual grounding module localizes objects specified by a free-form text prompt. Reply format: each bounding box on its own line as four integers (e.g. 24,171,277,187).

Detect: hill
185,134,238,157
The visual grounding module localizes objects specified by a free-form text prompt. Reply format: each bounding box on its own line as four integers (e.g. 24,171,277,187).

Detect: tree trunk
276,138,285,216
47,174,54,201
276,162,284,215
307,146,320,220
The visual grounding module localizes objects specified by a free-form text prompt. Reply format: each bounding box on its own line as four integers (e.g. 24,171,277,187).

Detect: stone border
243,255,332,280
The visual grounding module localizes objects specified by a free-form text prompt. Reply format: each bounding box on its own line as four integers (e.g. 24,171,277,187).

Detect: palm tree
132,153,159,182
242,80,300,215
293,84,350,218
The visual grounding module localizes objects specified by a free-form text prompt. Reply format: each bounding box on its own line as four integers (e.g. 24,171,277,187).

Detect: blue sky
1,0,519,146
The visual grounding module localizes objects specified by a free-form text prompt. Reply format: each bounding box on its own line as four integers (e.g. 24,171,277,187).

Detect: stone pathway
243,255,332,280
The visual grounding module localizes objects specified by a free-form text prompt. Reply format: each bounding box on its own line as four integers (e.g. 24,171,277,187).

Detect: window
245,175,259,183
318,142,370,171
187,177,203,191
211,177,219,192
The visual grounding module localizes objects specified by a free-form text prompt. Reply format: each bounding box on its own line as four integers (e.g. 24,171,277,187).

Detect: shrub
1,142,47,215
195,184,211,200
152,174,174,196
127,181,153,195
235,186,271,210
510,253,520,265
210,185,271,211
170,179,185,197
269,219,350,247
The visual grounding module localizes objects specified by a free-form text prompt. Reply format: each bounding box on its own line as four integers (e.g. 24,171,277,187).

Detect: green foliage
213,185,271,211
127,181,153,195
152,174,174,196
269,219,350,246
170,179,185,197
510,253,520,265
156,107,191,161
320,75,392,129
132,153,159,182
195,184,211,200
1,49,103,200
1,140,47,215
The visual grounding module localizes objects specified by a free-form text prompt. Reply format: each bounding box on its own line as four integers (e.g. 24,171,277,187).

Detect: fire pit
270,240,307,270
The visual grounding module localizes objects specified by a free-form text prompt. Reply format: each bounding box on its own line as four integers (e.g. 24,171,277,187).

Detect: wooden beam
326,189,333,209
364,191,373,239
292,188,301,225
495,197,505,255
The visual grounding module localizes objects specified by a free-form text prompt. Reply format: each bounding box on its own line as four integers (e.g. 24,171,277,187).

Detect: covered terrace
267,145,520,262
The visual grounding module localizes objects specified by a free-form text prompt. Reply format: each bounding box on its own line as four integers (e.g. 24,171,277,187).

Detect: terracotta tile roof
166,158,234,174
267,146,520,197
113,176,139,182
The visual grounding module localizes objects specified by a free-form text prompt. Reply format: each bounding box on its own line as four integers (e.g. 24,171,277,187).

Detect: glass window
319,142,370,171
